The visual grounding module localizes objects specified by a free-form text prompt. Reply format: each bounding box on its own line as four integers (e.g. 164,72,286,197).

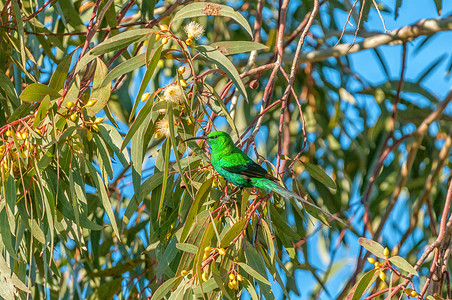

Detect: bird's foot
220,195,236,204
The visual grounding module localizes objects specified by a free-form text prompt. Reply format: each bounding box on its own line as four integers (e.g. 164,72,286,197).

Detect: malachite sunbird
184,131,344,225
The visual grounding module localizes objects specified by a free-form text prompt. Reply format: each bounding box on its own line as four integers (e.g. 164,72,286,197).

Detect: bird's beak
183,135,208,142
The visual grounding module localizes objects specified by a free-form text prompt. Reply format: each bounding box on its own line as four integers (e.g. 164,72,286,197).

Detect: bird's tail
253,178,345,226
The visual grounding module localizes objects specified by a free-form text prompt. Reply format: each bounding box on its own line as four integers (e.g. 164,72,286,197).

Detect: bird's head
184,131,234,152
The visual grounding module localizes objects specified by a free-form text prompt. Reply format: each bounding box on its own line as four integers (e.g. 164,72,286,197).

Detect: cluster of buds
1,125,39,177
156,24,169,45
367,247,418,297
227,272,243,290
367,247,390,281
65,99,97,123
202,246,226,260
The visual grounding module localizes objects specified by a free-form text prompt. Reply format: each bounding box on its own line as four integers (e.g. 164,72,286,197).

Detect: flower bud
178,66,186,75
85,99,97,107
159,24,169,31
185,38,193,46
217,248,226,255
66,101,75,108
5,130,11,137
384,247,390,257
181,270,188,276
180,79,187,88
237,274,243,281
229,273,235,281
202,271,208,282
94,117,104,124
379,271,385,281
162,37,168,45
70,113,78,122
367,257,375,264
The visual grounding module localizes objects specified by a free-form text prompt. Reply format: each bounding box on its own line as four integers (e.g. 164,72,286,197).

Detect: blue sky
285,1,452,299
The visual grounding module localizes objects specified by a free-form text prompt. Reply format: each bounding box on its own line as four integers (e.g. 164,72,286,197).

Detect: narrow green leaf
269,204,301,241
237,262,271,286
244,242,274,299
358,237,386,259
121,96,155,151
91,29,154,56
197,45,248,101
201,84,240,138
345,269,379,300
31,219,45,244
150,277,177,300
123,172,164,224
12,0,27,75
100,53,146,88
220,219,247,248
49,52,74,91
98,124,130,168
85,159,121,239
180,177,213,242
260,219,275,262
93,133,114,180
0,72,20,107
75,29,153,74
0,255,31,293
302,162,337,189
176,243,198,254
433,0,442,15
192,278,218,295
86,58,111,117
211,261,234,300
389,256,418,276
32,95,50,128
173,2,253,37
0,208,17,259
20,83,60,102
242,277,259,300
157,138,171,219
131,44,163,121
209,41,268,55
89,259,144,277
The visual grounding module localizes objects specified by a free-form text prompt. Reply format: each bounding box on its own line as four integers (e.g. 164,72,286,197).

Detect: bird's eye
212,135,218,139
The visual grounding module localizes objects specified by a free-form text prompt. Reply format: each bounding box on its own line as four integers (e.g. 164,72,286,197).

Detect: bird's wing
221,161,278,181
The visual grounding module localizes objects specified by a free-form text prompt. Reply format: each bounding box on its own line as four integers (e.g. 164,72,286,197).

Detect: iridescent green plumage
185,131,344,225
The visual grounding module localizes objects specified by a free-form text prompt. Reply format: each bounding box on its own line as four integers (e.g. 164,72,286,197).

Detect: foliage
0,0,451,299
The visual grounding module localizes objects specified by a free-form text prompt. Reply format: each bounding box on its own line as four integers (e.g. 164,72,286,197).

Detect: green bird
184,131,344,224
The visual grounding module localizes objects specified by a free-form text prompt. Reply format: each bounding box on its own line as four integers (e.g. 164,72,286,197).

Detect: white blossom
184,21,205,40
